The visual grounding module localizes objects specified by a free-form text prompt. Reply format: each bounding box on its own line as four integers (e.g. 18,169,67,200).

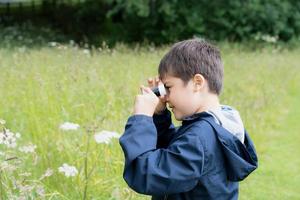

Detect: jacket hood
207,105,245,143
201,114,258,181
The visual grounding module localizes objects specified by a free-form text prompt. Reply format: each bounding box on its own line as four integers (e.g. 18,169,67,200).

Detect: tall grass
0,42,299,199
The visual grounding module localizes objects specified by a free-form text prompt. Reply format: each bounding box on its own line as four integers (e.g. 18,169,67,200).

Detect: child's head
158,39,223,120
159,38,223,95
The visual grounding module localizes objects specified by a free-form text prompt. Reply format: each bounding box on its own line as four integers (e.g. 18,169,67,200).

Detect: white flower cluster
19,144,37,153
94,130,120,144
40,168,54,180
254,33,278,43
58,163,78,177
83,49,90,55
0,129,21,148
0,119,6,125
49,41,58,47
1,161,17,172
59,122,80,131
11,180,46,199
0,118,47,198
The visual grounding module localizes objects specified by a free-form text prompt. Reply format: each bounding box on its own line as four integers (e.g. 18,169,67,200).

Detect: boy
119,39,258,200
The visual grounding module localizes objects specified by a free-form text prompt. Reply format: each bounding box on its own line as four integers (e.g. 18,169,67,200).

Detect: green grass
0,43,299,199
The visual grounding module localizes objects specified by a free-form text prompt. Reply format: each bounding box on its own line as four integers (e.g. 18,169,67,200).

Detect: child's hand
147,77,167,114
133,85,159,116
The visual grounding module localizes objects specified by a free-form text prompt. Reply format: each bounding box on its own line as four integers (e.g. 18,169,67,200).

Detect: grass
0,42,299,199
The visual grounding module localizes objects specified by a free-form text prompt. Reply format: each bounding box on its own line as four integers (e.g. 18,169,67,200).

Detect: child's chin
173,113,183,121
172,109,184,121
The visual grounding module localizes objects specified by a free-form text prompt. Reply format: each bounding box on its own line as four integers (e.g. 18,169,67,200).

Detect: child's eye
164,86,171,92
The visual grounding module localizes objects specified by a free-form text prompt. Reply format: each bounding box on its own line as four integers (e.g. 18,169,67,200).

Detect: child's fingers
144,86,153,94
147,78,155,87
140,85,149,94
140,85,146,94
147,76,161,88
140,85,155,95
154,76,160,87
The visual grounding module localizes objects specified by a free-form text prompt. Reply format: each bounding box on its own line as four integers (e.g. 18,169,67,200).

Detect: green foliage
39,0,109,43
106,0,206,43
0,22,67,49
1,0,300,45
105,0,300,43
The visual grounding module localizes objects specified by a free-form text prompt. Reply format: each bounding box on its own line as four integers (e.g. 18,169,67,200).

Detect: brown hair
158,38,224,95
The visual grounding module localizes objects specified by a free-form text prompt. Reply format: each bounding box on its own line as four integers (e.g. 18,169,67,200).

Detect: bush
106,0,300,43
1,0,300,45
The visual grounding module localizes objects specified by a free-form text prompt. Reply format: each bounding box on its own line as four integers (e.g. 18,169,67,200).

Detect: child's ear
193,74,205,92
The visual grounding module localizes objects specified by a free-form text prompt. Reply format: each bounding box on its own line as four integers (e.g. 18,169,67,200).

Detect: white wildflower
6,142,17,148
94,130,120,144
15,132,21,138
19,172,32,177
69,40,75,46
40,168,53,180
254,33,278,43
58,45,68,50
44,168,54,177
19,185,34,193
263,35,278,43
59,122,80,131
19,144,37,153
0,161,17,172
18,47,26,53
58,163,78,177
0,119,5,125
0,129,18,148
49,41,57,47
83,49,90,55
36,185,45,197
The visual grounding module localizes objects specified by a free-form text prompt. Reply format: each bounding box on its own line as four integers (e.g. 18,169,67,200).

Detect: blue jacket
119,110,258,200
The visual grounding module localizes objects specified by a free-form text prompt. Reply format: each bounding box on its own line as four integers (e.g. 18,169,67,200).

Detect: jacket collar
182,112,212,125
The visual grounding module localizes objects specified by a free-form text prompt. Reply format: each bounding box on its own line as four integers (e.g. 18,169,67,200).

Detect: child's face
162,75,203,121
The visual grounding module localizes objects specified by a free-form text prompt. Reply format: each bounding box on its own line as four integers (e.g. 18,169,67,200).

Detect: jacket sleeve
119,115,205,195
152,109,176,148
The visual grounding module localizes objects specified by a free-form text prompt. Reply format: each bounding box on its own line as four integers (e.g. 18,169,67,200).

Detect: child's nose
165,94,170,102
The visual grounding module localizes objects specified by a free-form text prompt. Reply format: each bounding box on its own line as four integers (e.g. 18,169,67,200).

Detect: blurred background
1,0,300,47
0,1,300,200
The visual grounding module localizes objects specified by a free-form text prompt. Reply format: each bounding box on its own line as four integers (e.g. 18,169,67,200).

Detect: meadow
0,42,299,199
